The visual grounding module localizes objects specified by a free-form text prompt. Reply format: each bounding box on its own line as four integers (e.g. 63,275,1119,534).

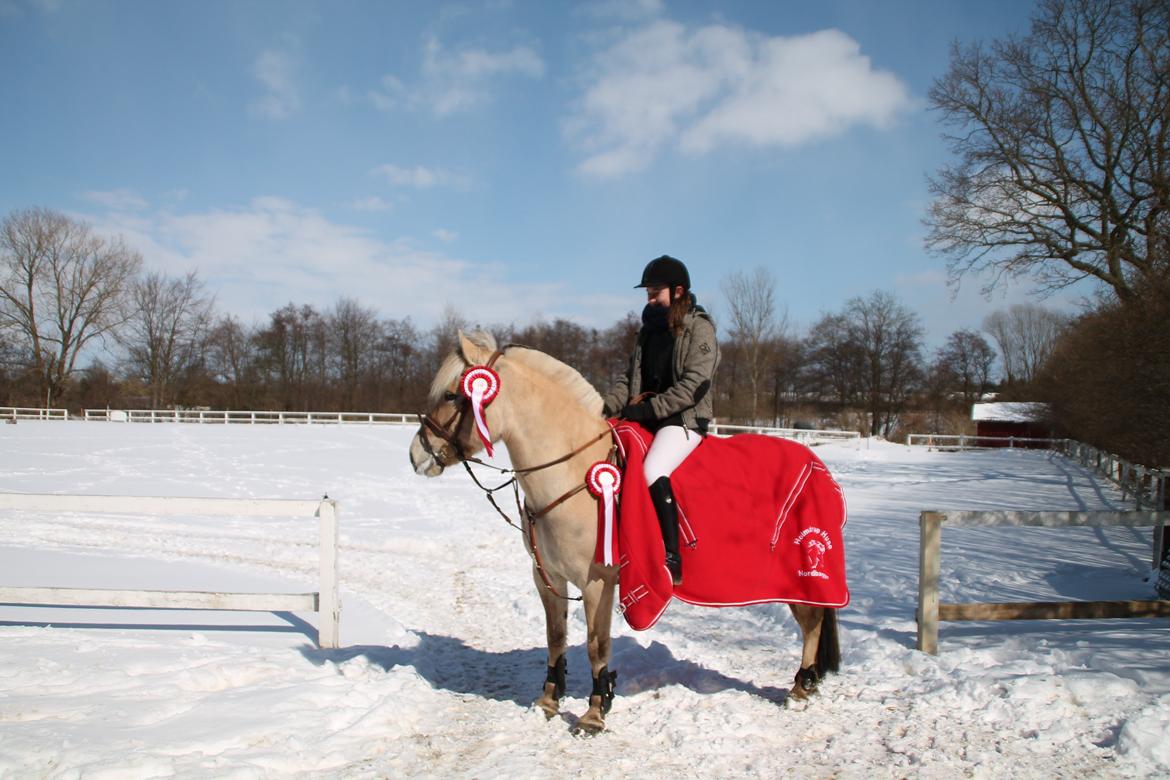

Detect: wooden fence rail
709,422,860,443
0,493,340,648
917,509,1170,655
1,406,68,421
83,408,417,426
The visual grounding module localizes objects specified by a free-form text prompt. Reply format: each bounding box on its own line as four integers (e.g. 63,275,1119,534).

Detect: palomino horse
409,331,840,732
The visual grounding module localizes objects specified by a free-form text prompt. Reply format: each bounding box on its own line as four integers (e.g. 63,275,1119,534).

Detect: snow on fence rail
84,408,416,425
0,493,340,648
916,509,1170,655
1,406,68,421
709,422,860,444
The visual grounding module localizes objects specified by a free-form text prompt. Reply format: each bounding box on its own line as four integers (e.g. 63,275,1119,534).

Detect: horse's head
410,330,505,477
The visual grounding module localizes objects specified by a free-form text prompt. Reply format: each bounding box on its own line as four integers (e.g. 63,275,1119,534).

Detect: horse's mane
507,346,604,415
428,329,603,415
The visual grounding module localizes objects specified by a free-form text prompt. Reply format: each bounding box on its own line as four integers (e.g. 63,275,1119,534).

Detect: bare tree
377,317,426,410
254,303,328,410
122,270,215,408
721,267,780,423
933,328,997,406
328,298,383,409
982,303,1069,384
1040,295,1170,467
926,0,1170,303
804,312,865,408
765,333,804,427
429,305,470,368
847,292,925,436
0,208,142,406
206,315,259,409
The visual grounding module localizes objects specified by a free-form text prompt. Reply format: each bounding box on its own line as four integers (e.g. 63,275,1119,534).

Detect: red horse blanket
603,422,849,631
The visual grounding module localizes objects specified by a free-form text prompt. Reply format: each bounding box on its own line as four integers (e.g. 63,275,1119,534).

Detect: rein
415,346,621,602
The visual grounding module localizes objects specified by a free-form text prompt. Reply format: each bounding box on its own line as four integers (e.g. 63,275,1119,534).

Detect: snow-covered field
1,421,1167,778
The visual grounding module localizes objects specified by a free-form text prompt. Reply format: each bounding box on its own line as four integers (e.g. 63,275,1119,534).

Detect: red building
971,402,1053,447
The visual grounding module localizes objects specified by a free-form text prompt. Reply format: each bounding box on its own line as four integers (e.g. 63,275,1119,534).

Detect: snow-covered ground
1,422,1167,778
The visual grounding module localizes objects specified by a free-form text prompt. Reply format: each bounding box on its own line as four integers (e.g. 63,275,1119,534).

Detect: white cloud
351,196,394,212
577,0,664,22
250,48,301,120
568,20,914,177
370,36,544,116
433,228,458,243
371,164,470,190
81,189,148,211
86,199,562,327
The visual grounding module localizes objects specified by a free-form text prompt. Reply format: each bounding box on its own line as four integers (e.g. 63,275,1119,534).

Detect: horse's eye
443,391,459,402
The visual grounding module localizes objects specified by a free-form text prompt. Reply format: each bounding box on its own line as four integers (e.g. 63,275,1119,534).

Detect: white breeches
643,425,702,485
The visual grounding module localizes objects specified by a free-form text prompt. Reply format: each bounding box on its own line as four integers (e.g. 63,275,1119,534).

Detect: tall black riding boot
648,476,682,585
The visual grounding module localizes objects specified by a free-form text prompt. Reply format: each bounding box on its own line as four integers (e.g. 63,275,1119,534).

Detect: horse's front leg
531,563,569,718
575,564,618,734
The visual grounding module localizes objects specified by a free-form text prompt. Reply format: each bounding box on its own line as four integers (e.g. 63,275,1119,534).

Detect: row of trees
1,205,1066,439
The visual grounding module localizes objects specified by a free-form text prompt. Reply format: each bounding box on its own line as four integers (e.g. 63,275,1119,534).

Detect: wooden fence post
318,499,340,649
917,511,942,655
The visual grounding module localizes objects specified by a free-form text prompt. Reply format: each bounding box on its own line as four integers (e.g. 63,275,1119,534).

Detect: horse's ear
458,329,487,365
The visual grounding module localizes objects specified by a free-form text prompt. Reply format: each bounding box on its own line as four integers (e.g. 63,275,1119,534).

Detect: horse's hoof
535,682,561,719
574,712,605,735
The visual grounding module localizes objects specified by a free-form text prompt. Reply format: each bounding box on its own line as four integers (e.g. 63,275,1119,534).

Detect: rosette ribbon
586,461,622,566
460,365,501,457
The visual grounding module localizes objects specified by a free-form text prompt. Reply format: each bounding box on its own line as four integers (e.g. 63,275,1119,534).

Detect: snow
970,401,1050,422
1,421,1168,778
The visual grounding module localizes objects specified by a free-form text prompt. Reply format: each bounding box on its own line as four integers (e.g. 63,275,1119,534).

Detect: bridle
414,346,621,601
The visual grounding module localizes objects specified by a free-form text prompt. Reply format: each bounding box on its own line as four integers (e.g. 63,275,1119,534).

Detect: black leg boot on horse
648,476,683,585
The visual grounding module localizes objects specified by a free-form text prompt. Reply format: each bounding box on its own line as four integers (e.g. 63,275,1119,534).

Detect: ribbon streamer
587,462,622,566
461,366,500,457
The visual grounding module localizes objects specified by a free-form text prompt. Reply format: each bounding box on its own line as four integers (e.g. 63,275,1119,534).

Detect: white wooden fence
710,422,861,444
77,408,862,444
1,406,68,421
0,493,340,648
905,433,1062,450
916,509,1170,655
84,408,416,425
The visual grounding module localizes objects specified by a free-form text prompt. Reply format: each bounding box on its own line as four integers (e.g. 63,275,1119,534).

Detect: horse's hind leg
788,604,825,700
532,565,569,718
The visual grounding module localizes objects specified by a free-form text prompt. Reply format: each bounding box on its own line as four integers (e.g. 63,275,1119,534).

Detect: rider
602,255,719,585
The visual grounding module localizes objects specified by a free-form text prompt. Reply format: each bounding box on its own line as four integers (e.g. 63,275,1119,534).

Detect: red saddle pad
606,421,850,631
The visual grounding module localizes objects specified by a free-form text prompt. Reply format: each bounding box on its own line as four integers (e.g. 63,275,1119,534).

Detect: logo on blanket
794,527,833,579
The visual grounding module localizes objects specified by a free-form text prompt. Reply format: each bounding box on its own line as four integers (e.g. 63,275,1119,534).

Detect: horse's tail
817,608,840,675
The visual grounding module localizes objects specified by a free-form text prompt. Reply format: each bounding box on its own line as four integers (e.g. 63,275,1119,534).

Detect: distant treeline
3,207,1166,467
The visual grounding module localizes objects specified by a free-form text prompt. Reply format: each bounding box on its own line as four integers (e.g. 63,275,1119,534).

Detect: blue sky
1,0,1079,347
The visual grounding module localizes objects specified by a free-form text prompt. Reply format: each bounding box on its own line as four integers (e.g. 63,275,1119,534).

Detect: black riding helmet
635,255,690,290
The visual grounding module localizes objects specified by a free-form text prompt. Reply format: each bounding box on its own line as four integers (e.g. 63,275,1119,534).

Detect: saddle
604,421,850,631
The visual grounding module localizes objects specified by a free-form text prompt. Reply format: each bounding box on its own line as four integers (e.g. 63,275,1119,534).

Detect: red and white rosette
586,461,622,566
461,365,501,457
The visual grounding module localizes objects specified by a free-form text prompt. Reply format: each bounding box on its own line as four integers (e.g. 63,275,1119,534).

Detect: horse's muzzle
409,431,446,477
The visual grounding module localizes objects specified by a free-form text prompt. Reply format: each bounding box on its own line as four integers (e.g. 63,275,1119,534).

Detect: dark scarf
640,303,674,395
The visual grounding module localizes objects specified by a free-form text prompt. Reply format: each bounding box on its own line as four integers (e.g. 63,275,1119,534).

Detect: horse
409,330,840,733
